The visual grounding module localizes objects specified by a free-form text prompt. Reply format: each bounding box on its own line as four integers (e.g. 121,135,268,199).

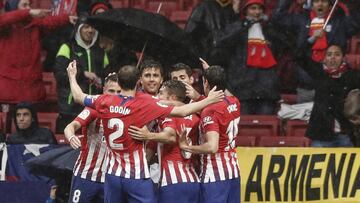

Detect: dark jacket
6,102,57,144
185,0,237,68
54,21,108,116
213,19,288,101
272,0,360,53
296,53,360,141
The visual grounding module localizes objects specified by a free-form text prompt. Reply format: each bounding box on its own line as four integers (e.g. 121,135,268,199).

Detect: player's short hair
117,65,140,90
140,59,164,76
161,80,187,103
170,63,192,77
203,65,227,91
105,72,118,84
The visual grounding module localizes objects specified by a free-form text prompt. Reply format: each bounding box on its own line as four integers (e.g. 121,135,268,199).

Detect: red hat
242,0,265,11
91,2,111,15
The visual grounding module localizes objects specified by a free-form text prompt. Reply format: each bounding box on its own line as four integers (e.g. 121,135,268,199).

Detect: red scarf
323,62,348,79
247,23,276,69
309,11,329,62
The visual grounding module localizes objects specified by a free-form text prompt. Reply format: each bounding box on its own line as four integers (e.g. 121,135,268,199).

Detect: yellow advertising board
236,147,360,203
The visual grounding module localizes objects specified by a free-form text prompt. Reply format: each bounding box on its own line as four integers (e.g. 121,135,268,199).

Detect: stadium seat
285,119,308,137
112,0,132,8
145,1,180,17
110,0,130,8
11,112,58,134
238,115,280,138
235,136,256,147
257,136,311,147
350,36,360,54
280,94,297,104
346,54,360,70
42,72,58,102
170,10,191,29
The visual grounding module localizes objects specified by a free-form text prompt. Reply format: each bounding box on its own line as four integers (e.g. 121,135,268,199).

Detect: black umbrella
87,8,201,68
25,145,80,178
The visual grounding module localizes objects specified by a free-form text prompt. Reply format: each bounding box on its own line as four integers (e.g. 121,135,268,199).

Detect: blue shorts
104,174,155,203
201,178,240,203
159,182,200,203
69,175,104,203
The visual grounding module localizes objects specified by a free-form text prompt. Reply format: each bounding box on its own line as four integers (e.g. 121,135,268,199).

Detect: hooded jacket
53,16,108,116
0,9,70,103
6,102,57,144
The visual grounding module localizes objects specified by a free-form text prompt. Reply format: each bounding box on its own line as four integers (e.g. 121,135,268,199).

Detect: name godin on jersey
109,106,131,115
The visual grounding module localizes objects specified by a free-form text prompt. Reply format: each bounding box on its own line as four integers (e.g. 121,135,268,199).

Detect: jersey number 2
108,118,125,150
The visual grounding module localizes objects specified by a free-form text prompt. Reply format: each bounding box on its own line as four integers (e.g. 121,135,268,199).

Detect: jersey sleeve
142,97,175,122
74,107,98,126
160,117,177,131
200,108,220,133
83,95,101,108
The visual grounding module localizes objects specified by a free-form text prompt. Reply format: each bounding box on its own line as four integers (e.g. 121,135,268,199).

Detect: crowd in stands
1,0,360,202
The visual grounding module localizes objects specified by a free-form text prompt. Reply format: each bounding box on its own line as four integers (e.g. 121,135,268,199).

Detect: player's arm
64,120,82,149
129,126,176,144
179,130,219,154
67,60,87,105
170,86,224,117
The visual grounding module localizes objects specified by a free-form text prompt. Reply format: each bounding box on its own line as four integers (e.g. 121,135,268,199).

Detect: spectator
186,0,239,68
296,44,360,147
214,0,287,114
273,0,360,103
53,15,108,133
6,102,57,144
344,89,360,147
0,0,75,103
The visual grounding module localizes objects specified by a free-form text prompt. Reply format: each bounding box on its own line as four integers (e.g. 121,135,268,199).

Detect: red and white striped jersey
73,107,107,183
158,114,200,187
84,93,174,179
199,96,241,183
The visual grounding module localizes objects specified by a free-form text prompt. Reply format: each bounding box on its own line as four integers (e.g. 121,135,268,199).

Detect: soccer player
139,59,164,96
64,73,121,203
179,65,241,203
128,80,200,203
66,61,224,203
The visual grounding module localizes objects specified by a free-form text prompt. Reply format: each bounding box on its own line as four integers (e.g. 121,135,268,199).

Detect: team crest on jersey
156,101,168,108
78,109,90,120
203,116,214,126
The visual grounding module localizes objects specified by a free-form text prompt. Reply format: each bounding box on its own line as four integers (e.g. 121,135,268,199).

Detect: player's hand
129,126,150,141
68,135,81,149
67,60,77,79
206,86,225,104
178,124,189,150
29,9,51,18
183,82,201,101
200,58,210,70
